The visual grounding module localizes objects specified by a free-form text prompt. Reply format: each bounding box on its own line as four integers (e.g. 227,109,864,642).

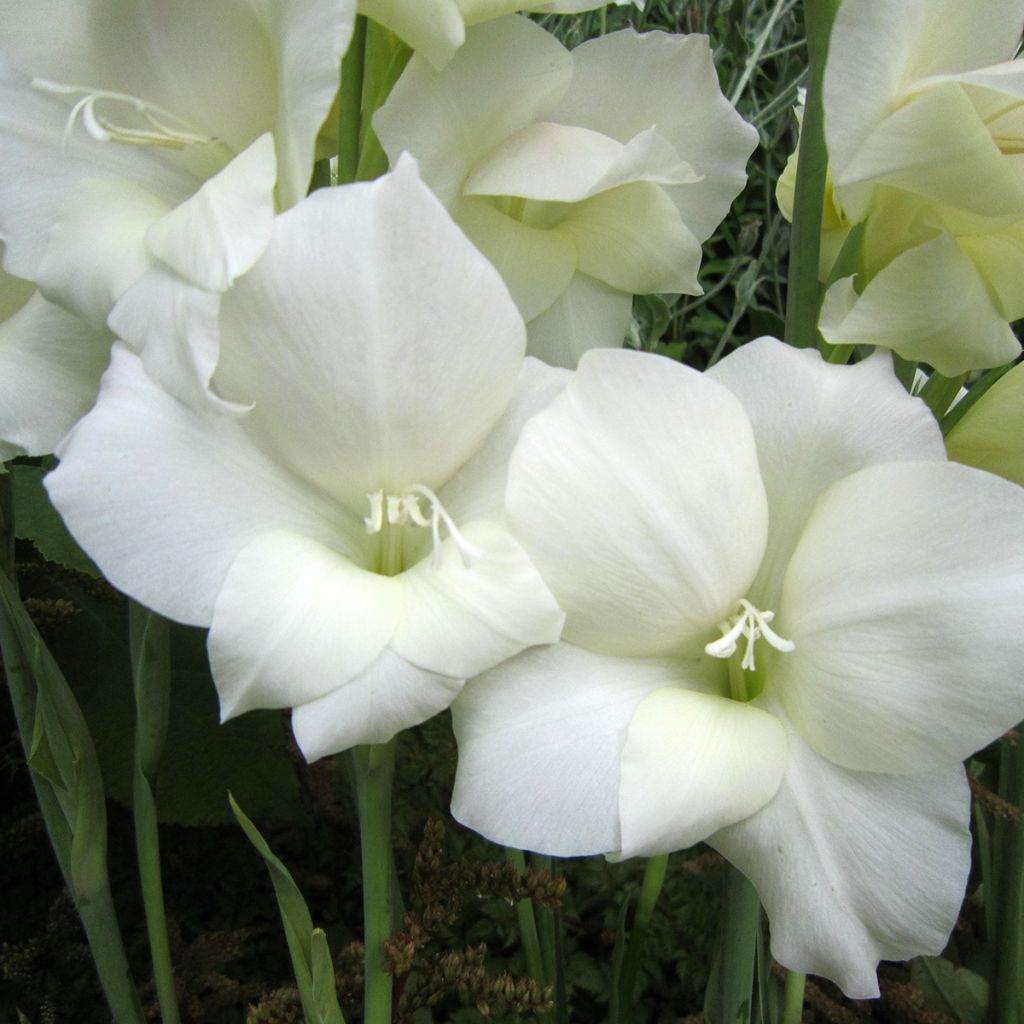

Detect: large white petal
45,345,346,626
819,236,1023,375
507,349,767,657
711,704,971,999
0,293,111,457
550,30,757,241
374,16,573,207
292,650,463,760
524,272,632,367
212,157,526,510
707,338,944,609
778,461,1024,774
209,530,402,719
617,687,787,859
391,519,564,679
452,643,686,855
359,0,465,70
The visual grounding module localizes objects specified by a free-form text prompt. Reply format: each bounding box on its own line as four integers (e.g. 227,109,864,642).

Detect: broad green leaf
912,957,989,1024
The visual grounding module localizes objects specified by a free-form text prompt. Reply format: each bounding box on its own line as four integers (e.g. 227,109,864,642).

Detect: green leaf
912,957,989,1024
230,796,345,1024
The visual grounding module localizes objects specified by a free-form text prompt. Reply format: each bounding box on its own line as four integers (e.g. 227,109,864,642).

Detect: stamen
705,598,794,672
32,79,219,153
363,490,384,534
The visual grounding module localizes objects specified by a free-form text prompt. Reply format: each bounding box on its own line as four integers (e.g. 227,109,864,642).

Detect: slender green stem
705,866,760,1024
919,371,966,423
354,22,411,182
506,848,546,986
338,15,367,184
533,853,558,987
991,732,1024,1024
783,0,841,348
782,970,806,1024
351,739,398,1024
129,604,179,1024
613,854,669,1022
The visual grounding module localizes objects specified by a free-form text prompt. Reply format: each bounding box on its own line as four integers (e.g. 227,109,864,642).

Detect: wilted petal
507,349,767,656
617,687,787,858
209,530,401,719
711,704,971,999
452,643,682,855
778,461,1024,774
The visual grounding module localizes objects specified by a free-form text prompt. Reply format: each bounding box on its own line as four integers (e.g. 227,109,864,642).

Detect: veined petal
0,292,111,457
711,702,971,999
212,156,526,509
454,196,576,321
45,344,346,626
374,16,573,207
209,530,401,720
292,650,463,760
391,520,564,679
524,273,632,367
145,133,277,292
507,348,767,657
550,30,757,242
777,461,1024,774
819,236,1023,375
557,181,703,295
452,643,686,856
617,688,787,859
359,0,465,70
707,338,944,609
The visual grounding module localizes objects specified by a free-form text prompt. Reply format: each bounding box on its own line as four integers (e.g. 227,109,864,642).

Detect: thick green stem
352,739,398,1024
613,854,670,1023
783,0,841,349
129,604,179,1024
506,848,546,987
782,970,806,1024
705,866,761,1024
991,733,1024,1024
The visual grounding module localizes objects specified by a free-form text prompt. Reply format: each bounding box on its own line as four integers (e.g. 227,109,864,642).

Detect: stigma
705,598,794,671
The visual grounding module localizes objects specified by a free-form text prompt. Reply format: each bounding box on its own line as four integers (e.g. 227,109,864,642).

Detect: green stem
991,732,1024,1024
783,0,841,349
354,22,411,182
782,970,806,1024
506,848,546,987
129,604,179,1024
705,866,760,1024
337,15,367,184
919,370,966,423
614,854,670,1022
352,739,398,1024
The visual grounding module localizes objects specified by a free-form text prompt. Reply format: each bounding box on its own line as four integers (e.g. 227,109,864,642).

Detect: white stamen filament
363,485,483,570
705,598,794,672
32,79,219,153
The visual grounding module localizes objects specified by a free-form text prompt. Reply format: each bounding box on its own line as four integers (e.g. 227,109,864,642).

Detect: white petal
617,687,787,858
359,0,465,70
292,649,463,760
145,134,277,292
209,530,401,719
212,156,526,510
550,30,757,242
391,519,564,679
524,273,632,367
819,236,1023,375
711,703,971,999
507,348,767,656
452,643,683,855
778,461,1024,774
374,15,573,207
45,345,346,626
707,338,945,608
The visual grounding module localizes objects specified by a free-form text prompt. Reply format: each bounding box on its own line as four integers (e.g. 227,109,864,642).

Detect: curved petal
0,292,111,457
707,338,945,609
550,30,757,242
292,649,463,760
45,344,347,626
209,530,401,719
778,461,1024,774
819,237,1023,375
507,348,767,657
617,687,787,859
374,15,573,207
524,272,632,367
212,156,526,510
391,519,564,679
452,642,685,855
359,0,464,70
711,703,971,999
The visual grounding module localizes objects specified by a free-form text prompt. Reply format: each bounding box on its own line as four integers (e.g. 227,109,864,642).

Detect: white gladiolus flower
374,15,757,366
452,339,1024,997
811,0,1024,374
46,158,565,761
0,0,355,454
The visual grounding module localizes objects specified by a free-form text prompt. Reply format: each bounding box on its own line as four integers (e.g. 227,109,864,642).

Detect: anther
705,598,794,672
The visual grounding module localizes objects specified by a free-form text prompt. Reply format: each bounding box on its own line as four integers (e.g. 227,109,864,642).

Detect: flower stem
782,970,806,1024
533,853,567,1023
506,848,547,987
351,739,398,1024
705,865,760,1024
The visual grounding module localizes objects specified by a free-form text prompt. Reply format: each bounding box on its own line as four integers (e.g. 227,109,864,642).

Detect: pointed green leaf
912,957,989,1024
